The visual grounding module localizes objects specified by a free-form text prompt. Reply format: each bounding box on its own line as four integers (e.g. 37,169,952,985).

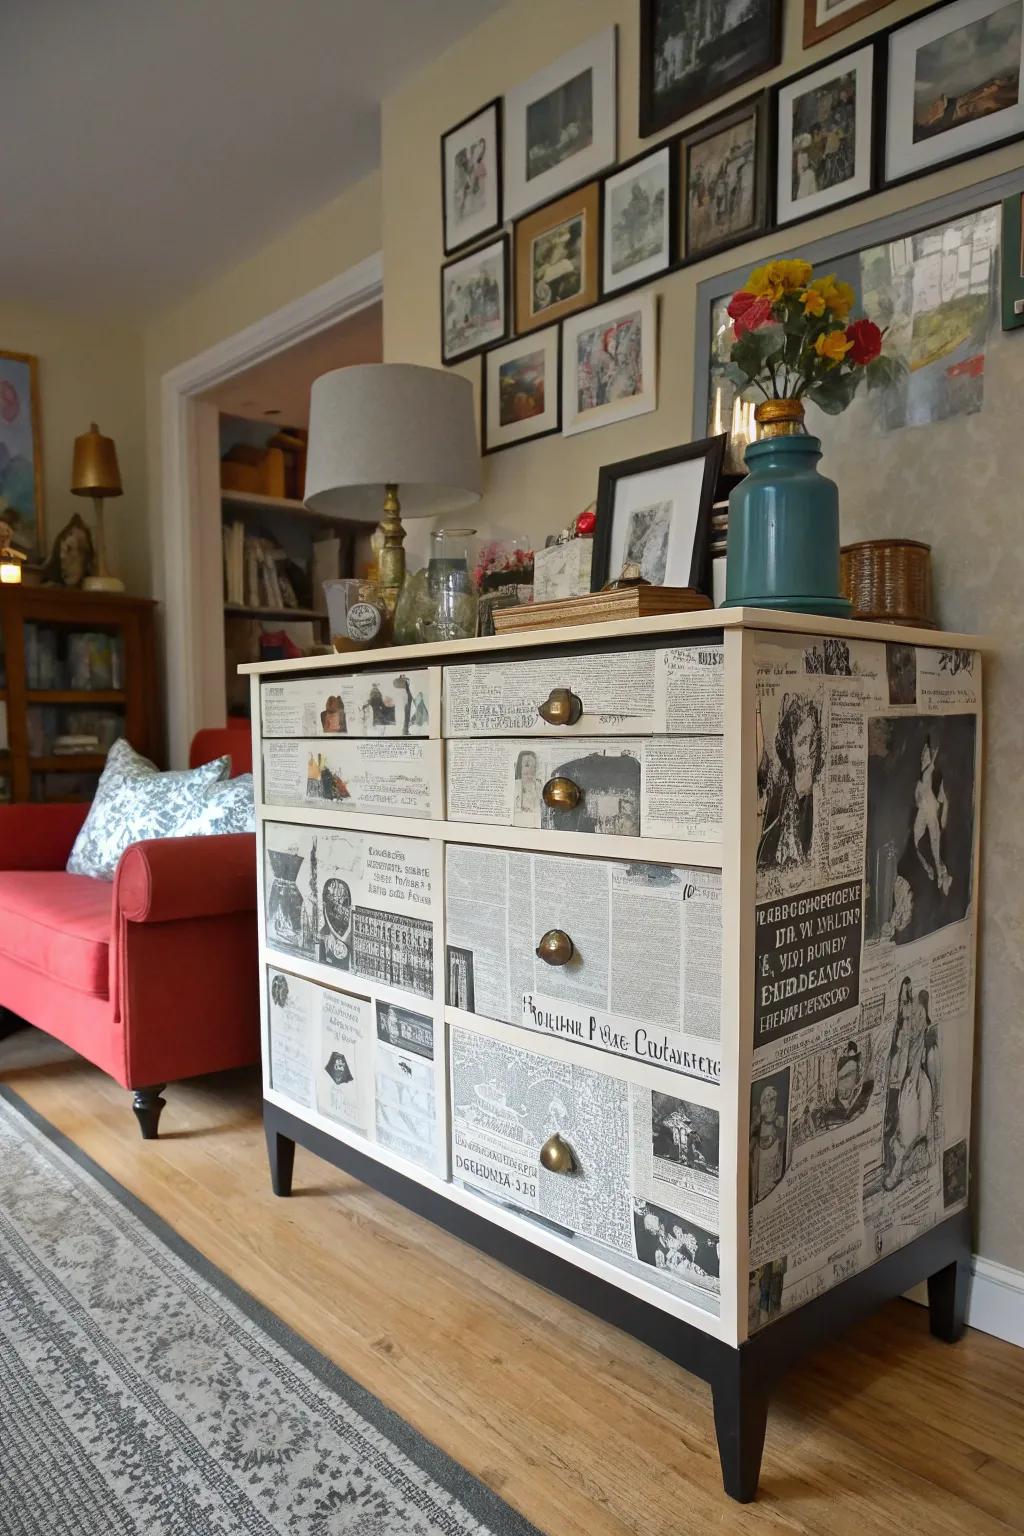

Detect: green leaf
865,354,907,392
723,361,751,388
806,370,862,415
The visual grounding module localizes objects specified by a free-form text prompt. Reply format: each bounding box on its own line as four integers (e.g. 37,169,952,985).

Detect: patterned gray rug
0,1087,543,1536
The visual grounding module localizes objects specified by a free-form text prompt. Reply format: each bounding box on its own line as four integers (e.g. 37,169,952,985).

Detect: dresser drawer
263,738,444,819
449,1020,721,1314
446,735,721,841
445,843,722,1085
443,642,723,738
261,667,437,738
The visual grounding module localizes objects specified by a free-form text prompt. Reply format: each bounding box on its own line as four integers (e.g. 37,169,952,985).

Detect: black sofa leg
265,1123,296,1197
927,1254,970,1342
711,1355,769,1503
0,1007,27,1041
132,1084,167,1140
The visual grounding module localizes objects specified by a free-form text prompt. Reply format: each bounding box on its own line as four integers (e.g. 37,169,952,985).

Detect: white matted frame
562,289,658,438
504,28,617,220
774,43,877,228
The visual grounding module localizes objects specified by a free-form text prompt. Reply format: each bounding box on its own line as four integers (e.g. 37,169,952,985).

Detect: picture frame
600,144,675,298
803,0,894,48
482,326,562,454
441,98,502,256
0,350,44,559
680,92,770,263
504,27,617,220
440,234,510,366
774,42,877,228
883,0,1024,189
514,181,600,334
561,289,658,439
639,0,783,138
1002,189,1024,329
591,435,726,594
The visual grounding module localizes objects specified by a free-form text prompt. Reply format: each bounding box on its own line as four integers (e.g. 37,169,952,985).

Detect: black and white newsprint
748,635,979,1334
261,669,434,738
263,738,443,819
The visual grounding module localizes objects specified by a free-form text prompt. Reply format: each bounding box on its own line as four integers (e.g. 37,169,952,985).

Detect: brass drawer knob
542,775,581,811
537,687,582,726
539,1132,576,1175
535,929,574,966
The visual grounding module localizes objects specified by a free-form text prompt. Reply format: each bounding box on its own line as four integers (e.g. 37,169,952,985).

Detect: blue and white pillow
67,738,231,880
176,774,255,837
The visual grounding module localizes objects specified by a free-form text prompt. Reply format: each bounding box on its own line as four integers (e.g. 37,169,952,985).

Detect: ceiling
1,0,503,314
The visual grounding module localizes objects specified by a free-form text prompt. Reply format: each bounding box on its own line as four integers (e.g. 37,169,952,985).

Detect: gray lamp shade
304,363,482,520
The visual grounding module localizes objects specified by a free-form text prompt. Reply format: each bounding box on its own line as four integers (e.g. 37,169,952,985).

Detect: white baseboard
906,1255,1024,1348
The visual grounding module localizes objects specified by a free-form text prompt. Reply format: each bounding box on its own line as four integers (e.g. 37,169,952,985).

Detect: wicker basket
840,539,935,628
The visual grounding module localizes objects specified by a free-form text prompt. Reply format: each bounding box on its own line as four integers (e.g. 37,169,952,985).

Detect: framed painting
482,327,562,454
1003,189,1024,327
639,0,783,137
680,93,770,263
440,234,510,366
561,289,658,438
504,28,617,219
0,351,43,558
513,181,600,334
775,43,877,227
803,0,895,48
441,98,502,255
600,144,675,297
591,435,726,593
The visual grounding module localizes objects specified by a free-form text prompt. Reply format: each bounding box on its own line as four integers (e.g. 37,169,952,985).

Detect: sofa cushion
0,871,112,999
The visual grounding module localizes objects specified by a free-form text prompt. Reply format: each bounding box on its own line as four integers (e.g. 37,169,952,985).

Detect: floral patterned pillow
66,738,231,880
175,774,255,837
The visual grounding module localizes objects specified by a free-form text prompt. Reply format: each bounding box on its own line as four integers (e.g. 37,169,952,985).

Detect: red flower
727,291,775,338
845,318,883,366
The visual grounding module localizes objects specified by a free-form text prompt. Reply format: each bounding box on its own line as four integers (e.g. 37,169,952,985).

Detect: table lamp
71,422,124,592
304,364,481,614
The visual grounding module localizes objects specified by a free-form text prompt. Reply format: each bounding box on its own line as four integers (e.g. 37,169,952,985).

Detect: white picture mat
816,0,878,19
505,28,617,218
885,0,1024,181
602,147,672,294
776,45,875,225
484,328,560,449
606,459,706,586
561,290,658,438
444,102,500,250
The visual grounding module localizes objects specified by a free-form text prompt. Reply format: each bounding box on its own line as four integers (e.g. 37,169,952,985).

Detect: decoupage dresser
243,609,984,1502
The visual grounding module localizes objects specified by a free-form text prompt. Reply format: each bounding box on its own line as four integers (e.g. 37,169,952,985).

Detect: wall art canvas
885,0,1024,184
505,28,617,218
441,98,502,254
0,351,43,557
602,147,673,295
440,235,509,365
482,327,561,454
682,94,769,261
640,0,783,136
803,0,894,47
775,44,876,226
562,290,658,437
514,182,600,334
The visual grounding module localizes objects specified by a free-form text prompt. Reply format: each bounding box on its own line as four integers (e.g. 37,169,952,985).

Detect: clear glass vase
421,528,477,642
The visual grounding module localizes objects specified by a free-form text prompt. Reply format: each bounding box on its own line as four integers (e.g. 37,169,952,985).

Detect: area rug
0,1086,543,1536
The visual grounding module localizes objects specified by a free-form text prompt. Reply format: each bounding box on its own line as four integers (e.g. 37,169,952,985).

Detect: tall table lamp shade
71,422,124,592
304,364,482,612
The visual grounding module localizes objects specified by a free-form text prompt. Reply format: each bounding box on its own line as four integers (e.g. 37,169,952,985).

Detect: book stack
223,521,303,612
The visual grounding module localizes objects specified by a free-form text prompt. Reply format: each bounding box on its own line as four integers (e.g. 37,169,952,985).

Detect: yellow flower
815,329,853,363
808,275,855,319
801,288,826,318
746,258,814,300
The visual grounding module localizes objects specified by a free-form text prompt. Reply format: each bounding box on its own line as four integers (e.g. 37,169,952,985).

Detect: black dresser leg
266,1124,296,1197
711,1354,768,1503
927,1254,970,1342
131,1084,167,1140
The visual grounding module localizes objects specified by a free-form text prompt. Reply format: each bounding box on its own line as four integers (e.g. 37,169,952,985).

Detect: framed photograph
639,0,783,138
514,181,600,334
681,93,770,263
440,235,510,366
591,436,726,593
441,98,502,255
0,350,43,558
775,43,876,227
601,145,674,297
504,27,617,219
1002,189,1024,328
884,0,1024,187
482,327,562,454
803,0,894,48
561,289,658,439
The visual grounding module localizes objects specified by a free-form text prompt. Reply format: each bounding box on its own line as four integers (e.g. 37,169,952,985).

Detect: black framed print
440,235,510,366
774,43,877,228
482,327,562,454
591,435,726,593
884,0,1024,187
441,98,502,255
639,0,783,138
601,145,674,297
681,93,770,263
505,28,617,219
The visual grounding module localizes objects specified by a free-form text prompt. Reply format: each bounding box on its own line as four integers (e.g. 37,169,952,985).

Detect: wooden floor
3,1029,1023,1536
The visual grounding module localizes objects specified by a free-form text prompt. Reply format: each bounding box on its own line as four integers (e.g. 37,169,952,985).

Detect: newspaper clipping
443,643,724,737
446,735,722,842
446,844,722,1084
264,821,438,999
263,738,443,819
450,1026,720,1313
748,635,979,1334
261,669,433,738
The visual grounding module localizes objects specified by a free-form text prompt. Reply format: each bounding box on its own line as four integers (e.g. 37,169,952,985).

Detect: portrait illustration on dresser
750,1070,790,1205
756,694,824,874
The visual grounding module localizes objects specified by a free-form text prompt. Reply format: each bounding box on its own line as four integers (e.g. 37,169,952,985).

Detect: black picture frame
680,91,771,264
440,97,504,257
439,233,511,368
591,434,727,595
599,142,678,301
481,326,564,456
639,0,783,139
771,40,880,230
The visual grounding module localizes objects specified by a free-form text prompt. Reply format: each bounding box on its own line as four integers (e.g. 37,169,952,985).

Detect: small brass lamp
71,422,124,592
0,545,26,584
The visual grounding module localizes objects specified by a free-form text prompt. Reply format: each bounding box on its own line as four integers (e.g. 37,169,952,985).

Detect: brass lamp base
377,483,406,616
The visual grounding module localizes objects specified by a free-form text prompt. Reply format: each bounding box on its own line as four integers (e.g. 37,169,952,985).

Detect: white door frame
157,251,383,763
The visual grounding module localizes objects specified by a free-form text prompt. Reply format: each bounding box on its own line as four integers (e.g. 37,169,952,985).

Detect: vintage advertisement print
263,738,443,820
748,635,980,1333
261,670,434,738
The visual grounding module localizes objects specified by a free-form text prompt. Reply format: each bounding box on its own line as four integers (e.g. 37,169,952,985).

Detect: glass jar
421,528,477,642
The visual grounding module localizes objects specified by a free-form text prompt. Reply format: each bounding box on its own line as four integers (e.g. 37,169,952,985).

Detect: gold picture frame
0,350,44,559
514,182,600,336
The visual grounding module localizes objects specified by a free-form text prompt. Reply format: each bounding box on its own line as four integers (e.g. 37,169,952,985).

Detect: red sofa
0,724,259,1137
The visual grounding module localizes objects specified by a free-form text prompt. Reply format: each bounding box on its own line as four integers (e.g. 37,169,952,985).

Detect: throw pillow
67,738,230,880
176,773,256,837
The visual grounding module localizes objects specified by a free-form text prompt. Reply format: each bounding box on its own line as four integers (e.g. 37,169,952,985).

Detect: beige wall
380,0,1024,1271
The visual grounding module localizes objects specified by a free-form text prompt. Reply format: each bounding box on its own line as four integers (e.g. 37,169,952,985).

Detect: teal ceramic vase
722,401,851,616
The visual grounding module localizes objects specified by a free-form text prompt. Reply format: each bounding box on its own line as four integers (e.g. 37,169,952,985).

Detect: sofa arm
0,803,89,870
114,833,257,924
